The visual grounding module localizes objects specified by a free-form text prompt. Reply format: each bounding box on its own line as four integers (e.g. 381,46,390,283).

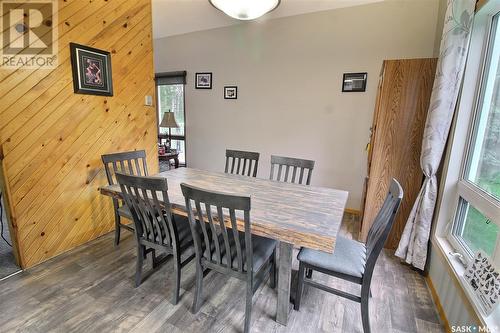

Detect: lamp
159,111,179,151
209,0,280,20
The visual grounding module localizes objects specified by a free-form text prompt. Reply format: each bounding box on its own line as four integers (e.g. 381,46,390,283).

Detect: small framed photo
70,43,113,96
195,72,212,89
342,72,367,92
224,86,237,99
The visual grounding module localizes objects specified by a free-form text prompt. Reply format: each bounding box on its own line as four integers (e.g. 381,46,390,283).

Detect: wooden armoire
360,58,437,249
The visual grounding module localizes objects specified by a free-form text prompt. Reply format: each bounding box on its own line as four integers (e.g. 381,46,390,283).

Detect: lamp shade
159,112,179,128
209,0,280,20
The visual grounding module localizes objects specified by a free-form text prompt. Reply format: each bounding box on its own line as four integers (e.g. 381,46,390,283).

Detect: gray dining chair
101,150,148,245
294,179,403,333
181,183,277,333
270,155,316,278
116,173,196,305
225,149,260,177
269,155,315,185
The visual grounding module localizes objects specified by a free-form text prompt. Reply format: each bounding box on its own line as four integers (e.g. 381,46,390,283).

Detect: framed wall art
195,72,212,89
70,43,113,96
342,72,367,92
224,86,237,99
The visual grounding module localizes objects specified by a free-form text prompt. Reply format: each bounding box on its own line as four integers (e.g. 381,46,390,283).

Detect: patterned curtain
395,0,477,270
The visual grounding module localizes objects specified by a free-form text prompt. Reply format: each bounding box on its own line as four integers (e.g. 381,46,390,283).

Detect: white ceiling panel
153,0,385,39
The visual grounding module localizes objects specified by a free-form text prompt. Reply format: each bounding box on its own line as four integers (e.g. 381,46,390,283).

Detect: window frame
431,1,500,326
443,3,500,267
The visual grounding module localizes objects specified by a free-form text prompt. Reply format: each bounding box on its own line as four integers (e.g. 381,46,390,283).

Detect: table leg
174,157,179,169
277,241,293,326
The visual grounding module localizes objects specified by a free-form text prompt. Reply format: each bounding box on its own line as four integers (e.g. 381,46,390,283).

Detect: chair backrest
181,183,253,274
224,149,260,177
116,172,176,249
101,150,148,185
270,155,315,185
364,178,403,279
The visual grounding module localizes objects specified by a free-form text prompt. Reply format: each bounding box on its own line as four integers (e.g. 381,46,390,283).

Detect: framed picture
342,72,367,92
224,86,237,99
70,43,113,96
195,72,212,89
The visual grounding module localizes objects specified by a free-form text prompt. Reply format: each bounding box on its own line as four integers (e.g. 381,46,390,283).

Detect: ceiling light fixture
209,0,281,21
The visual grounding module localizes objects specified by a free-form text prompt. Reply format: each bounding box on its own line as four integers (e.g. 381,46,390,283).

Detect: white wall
154,0,441,209
429,246,479,327
433,0,448,56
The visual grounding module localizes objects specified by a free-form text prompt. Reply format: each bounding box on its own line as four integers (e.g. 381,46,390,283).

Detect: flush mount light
209,0,281,20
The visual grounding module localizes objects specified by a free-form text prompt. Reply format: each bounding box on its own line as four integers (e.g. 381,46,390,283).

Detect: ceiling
152,0,384,39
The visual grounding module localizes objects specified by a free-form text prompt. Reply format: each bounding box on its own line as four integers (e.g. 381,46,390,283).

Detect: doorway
155,71,187,171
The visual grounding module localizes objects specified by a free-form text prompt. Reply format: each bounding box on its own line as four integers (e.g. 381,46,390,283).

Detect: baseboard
344,208,361,216
425,275,451,333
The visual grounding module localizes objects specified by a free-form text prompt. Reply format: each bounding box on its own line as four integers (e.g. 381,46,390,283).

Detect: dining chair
270,155,316,278
101,150,148,245
116,172,196,304
225,149,260,177
294,178,403,333
269,155,315,185
180,183,277,333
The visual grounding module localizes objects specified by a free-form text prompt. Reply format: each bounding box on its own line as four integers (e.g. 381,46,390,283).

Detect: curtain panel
395,0,477,270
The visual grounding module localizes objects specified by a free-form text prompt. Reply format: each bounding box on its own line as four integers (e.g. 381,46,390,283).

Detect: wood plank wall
0,0,158,268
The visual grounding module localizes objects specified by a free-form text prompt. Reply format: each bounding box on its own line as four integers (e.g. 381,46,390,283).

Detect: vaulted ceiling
152,0,384,39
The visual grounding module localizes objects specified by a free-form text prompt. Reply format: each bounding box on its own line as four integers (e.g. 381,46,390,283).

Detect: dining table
99,167,348,326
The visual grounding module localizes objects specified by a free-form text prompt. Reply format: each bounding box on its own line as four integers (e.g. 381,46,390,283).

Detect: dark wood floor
0,214,444,333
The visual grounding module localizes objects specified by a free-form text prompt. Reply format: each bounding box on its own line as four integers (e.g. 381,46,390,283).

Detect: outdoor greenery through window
157,84,186,164
451,12,500,259
465,15,500,201
455,199,498,257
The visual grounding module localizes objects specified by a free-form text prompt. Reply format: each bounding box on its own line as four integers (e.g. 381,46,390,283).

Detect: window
446,6,500,264
156,71,187,165
465,13,500,202
453,198,499,257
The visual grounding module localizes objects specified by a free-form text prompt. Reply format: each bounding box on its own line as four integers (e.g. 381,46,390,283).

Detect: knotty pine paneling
0,0,158,268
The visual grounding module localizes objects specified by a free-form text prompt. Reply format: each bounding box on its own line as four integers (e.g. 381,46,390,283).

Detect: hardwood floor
0,214,444,332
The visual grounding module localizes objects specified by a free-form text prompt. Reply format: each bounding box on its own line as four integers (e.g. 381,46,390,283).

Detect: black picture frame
224,86,237,99
342,72,367,92
195,72,212,89
70,43,113,96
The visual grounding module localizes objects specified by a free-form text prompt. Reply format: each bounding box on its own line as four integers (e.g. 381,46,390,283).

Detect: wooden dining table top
99,167,348,253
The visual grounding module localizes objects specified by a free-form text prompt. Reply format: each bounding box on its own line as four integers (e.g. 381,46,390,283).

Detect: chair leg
172,253,181,305
192,262,204,313
270,249,276,289
151,249,157,268
306,268,313,279
294,262,305,311
244,279,253,333
135,245,144,287
361,286,371,333
114,209,121,246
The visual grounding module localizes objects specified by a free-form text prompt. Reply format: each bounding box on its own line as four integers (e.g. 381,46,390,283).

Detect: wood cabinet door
360,58,437,249
360,63,386,227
